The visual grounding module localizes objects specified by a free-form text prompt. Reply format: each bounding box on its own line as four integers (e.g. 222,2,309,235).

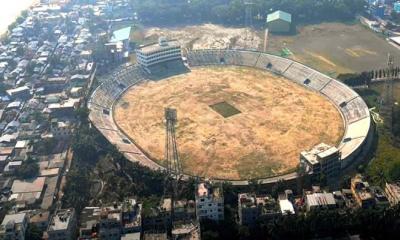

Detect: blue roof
267,10,292,23
110,27,131,42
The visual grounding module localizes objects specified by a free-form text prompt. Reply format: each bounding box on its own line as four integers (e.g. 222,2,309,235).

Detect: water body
0,0,38,35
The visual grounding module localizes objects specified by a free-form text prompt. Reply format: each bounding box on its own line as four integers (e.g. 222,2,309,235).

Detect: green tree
26,223,43,240
16,157,39,179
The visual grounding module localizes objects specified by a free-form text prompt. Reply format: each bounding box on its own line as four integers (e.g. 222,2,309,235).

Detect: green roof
267,10,292,23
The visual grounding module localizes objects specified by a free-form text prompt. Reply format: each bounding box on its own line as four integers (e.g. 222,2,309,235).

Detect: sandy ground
142,24,262,50
268,23,400,76
114,66,344,180
0,0,39,35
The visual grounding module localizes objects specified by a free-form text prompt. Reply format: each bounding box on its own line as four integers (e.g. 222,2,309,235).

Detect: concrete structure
279,199,295,215
385,182,400,206
266,10,292,33
0,213,29,240
88,50,372,185
10,177,46,207
305,193,337,212
6,86,31,100
238,193,279,226
195,182,224,221
300,143,341,178
135,38,181,68
79,199,142,239
46,209,77,240
351,175,375,209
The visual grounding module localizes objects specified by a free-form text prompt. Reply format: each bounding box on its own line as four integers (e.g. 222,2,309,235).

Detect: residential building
300,143,341,178
385,182,400,206
266,10,292,33
351,175,375,209
0,213,29,240
195,182,224,221
9,177,46,208
46,208,77,240
79,199,142,239
238,193,279,226
135,38,182,68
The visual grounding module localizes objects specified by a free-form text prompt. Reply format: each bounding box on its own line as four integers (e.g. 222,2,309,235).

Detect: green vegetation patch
209,101,241,118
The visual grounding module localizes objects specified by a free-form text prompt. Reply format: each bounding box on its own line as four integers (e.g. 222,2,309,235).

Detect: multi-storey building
46,209,77,240
238,193,279,226
195,182,224,221
351,175,375,209
300,143,341,178
0,213,29,240
135,38,181,68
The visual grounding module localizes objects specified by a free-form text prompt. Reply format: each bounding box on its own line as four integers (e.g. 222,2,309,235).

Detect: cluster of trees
338,72,372,87
130,0,365,26
15,157,39,179
63,107,166,212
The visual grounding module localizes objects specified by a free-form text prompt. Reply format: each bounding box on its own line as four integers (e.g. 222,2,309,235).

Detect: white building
300,143,341,177
279,199,295,215
195,182,224,221
135,38,181,68
0,213,29,240
46,209,77,240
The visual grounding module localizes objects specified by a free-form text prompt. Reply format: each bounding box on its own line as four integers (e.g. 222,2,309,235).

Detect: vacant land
136,24,262,50
114,66,344,180
268,23,400,76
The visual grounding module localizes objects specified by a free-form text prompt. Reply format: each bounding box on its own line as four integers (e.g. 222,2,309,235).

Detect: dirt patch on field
114,66,344,180
143,24,262,50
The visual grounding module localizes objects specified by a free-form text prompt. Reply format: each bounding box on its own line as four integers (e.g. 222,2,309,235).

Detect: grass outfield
114,66,344,180
268,22,400,77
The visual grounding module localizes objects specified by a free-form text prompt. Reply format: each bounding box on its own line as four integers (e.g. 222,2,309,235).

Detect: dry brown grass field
114,66,344,180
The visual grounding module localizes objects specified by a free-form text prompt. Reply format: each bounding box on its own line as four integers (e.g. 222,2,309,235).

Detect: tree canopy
130,0,365,26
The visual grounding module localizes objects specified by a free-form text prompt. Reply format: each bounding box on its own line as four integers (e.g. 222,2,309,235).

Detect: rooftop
267,10,292,23
306,193,336,207
136,38,180,55
1,213,27,226
48,209,75,231
301,143,339,165
196,182,222,200
110,27,131,43
279,199,295,215
11,177,46,194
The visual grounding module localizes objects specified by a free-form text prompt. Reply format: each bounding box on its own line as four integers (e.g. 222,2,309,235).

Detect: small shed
267,10,292,33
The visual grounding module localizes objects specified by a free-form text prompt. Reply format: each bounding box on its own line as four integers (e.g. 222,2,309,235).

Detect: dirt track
114,66,344,180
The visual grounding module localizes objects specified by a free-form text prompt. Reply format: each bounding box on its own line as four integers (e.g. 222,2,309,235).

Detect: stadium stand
283,62,315,85
320,80,359,106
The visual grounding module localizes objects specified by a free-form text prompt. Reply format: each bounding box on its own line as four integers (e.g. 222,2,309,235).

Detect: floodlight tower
163,108,183,230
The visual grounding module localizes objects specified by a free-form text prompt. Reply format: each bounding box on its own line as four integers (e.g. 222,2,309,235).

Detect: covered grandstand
88,50,372,184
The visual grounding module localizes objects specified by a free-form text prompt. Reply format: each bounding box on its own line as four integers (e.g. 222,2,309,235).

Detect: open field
114,66,344,180
134,24,262,50
135,22,400,78
268,23,400,76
